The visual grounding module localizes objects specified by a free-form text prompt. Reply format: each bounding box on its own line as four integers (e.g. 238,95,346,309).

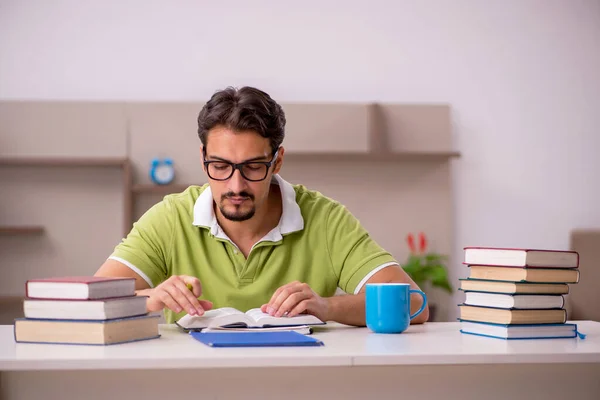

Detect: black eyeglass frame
202,147,280,182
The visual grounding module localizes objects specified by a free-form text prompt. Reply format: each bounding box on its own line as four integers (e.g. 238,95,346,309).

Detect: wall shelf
1,151,460,237
0,226,45,235
0,296,24,324
1,157,132,236
0,295,23,302
130,150,461,196
284,151,460,162
0,157,127,167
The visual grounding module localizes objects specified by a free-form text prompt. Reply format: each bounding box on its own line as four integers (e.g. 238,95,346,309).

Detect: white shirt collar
192,174,304,243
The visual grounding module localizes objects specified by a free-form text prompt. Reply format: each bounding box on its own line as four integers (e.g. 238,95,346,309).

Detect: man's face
202,126,282,222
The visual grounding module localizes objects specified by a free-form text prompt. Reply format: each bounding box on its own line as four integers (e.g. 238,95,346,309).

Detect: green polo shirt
109,175,398,323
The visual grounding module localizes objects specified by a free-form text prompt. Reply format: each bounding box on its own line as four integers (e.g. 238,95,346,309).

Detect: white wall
1,0,599,320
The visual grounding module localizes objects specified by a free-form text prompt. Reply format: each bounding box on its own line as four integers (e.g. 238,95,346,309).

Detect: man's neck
215,183,283,248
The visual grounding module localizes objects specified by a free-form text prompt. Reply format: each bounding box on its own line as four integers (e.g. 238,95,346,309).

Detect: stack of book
14,276,160,345
458,247,581,340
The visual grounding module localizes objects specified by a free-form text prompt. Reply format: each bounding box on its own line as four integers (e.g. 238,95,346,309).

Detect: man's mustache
222,191,254,201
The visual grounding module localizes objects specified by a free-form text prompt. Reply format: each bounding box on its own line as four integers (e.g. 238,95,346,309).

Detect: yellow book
459,305,566,325
459,279,569,294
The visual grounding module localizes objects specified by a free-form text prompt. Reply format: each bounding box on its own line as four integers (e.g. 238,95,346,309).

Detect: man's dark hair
197,86,286,154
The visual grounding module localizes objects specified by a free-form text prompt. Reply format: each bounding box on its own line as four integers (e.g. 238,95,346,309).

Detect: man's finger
275,291,311,318
267,283,290,308
158,290,183,314
199,299,214,311
288,299,310,318
181,276,203,298
173,280,206,315
165,284,199,316
268,282,304,315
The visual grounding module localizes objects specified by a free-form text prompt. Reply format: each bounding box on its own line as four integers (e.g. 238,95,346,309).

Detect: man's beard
219,191,255,222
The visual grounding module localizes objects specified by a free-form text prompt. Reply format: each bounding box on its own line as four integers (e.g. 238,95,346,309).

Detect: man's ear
273,146,285,174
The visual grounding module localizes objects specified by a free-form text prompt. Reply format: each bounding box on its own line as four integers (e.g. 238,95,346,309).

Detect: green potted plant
401,232,453,322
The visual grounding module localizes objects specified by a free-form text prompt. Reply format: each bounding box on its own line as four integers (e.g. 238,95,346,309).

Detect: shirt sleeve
109,197,174,288
326,201,399,295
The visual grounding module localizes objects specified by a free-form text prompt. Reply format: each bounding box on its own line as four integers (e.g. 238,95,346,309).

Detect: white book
464,247,579,268
463,292,564,309
23,296,148,320
460,321,578,339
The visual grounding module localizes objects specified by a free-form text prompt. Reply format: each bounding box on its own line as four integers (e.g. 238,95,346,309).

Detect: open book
175,307,325,330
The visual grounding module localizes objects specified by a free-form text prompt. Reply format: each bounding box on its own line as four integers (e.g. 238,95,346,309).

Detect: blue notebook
190,331,324,347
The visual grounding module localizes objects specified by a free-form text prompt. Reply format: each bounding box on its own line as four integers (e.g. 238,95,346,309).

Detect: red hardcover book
463,247,579,269
25,276,136,300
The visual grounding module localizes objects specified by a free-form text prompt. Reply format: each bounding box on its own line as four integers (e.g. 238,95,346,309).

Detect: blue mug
365,283,427,333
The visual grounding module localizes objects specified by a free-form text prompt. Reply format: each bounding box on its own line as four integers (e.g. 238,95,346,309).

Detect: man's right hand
142,275,213,316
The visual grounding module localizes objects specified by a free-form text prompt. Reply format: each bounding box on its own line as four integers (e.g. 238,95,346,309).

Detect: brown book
468,265,580,283
459,305,567,325
14,314,160,345
459,279,569,294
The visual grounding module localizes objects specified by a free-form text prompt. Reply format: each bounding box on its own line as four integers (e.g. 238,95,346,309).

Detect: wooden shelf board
132,184,192,194
0,296,24,304
284,151,461,162
0,157,127,167
0,226,45,235
0,152,459,167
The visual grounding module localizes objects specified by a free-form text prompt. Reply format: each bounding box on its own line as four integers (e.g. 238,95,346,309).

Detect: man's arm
327,264,429,326
261,264,428,326
96,259,152,292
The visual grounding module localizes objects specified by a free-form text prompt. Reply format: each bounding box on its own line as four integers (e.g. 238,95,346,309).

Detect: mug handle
409,289,428,320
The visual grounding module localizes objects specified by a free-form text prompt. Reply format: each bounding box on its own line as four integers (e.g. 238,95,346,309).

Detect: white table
1,321,599,400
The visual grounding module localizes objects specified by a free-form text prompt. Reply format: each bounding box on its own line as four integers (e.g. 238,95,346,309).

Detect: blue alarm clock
150,157,175,185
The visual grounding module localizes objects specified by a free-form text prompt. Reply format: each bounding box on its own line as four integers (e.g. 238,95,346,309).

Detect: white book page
177,307,246,329
245,308,323,326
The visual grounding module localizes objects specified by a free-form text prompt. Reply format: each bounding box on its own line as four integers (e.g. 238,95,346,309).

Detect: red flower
407,233,416,253
419,232,427,253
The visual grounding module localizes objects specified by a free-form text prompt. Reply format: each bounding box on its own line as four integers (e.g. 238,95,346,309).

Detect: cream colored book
14,314,160,345
468,265,579,283
459,279,569,294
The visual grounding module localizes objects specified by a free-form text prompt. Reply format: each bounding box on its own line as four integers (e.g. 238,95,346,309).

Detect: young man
95,86,429,325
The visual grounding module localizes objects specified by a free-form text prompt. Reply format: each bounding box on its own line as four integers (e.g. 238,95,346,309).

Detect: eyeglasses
203,149,279,182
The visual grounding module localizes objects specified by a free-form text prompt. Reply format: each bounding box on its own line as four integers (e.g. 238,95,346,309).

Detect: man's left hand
260,281,330,321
